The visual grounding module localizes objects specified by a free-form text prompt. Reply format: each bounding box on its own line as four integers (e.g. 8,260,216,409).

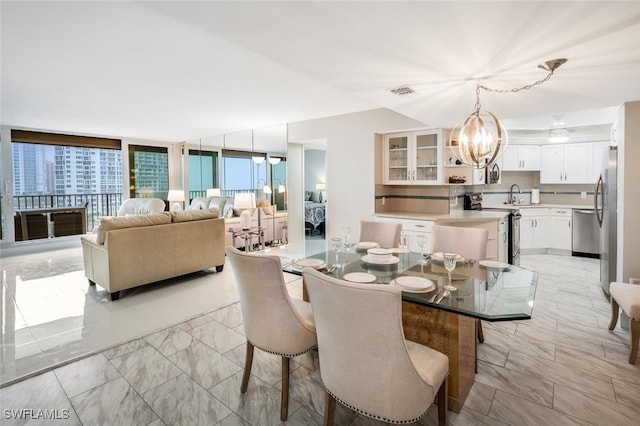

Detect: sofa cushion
209,196,232,212
97,212,171,244
171,209,220,223
117,198,166,216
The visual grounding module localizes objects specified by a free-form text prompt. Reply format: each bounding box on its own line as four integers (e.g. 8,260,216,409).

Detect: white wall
304,149,326,193
288,108,424,241
620,101,640,282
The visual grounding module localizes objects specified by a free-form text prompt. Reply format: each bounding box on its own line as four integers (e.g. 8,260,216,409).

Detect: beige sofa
188,196,287,248
81,210,225,301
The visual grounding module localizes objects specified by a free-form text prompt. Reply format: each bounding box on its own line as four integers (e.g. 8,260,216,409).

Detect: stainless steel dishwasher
572,209,600,258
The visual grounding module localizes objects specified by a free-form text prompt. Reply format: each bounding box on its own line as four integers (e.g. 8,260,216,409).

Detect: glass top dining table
259,241,538,322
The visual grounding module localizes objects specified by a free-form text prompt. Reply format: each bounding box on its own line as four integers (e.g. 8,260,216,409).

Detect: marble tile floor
2,240,640,425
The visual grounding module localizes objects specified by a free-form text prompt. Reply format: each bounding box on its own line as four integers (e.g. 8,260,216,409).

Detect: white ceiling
2,1,640,147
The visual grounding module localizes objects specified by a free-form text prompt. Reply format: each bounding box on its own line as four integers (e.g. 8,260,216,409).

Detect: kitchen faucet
509,184,522,204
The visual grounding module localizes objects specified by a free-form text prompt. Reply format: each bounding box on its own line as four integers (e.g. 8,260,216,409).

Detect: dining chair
302,267,449,425
225,247,317,420
358,220,402,248
609,277,640,364
430,224,489,261
430,224,489,361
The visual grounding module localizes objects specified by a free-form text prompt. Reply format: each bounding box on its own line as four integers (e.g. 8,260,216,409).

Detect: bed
305,201,325,234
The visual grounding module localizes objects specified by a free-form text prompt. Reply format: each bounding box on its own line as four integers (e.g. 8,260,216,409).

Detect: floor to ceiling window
7,130,123,240
128,145,169,199
187,149,218,199
221,149,266,199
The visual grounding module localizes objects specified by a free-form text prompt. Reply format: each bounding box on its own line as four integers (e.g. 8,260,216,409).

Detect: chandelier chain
478,69,555,94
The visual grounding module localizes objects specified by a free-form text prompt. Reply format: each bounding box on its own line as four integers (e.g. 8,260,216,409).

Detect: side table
228,227,264,252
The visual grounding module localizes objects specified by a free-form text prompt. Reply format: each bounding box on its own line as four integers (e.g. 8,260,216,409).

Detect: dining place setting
245,222,538,415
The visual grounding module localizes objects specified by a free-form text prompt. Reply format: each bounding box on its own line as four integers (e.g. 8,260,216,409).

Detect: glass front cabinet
383,129,443,185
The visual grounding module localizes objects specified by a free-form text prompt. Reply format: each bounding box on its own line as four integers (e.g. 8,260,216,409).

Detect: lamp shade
263,184,273,194
315,183,326,191
234,192,256,209
167,190,185,202
167,189,185,212
268,157,281,165
206,188,221,197
278,184,286,193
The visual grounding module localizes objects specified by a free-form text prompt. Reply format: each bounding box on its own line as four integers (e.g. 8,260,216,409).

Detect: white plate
431,252,465,263
355,241,379,250
391,247,410,254
343,272,377,283
296,258,325,269
361,254,400,265
393,276,436,292
479,260,510,269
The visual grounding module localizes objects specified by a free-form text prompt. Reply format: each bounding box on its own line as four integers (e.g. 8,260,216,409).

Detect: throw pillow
208,197,227,212
305,191,312,201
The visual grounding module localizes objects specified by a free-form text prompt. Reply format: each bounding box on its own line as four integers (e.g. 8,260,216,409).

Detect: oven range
463,192,521,266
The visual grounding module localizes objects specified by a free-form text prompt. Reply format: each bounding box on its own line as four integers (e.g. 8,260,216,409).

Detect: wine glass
443,252,458,291
416,235,427,265
330,237,342,267
342,226,352,248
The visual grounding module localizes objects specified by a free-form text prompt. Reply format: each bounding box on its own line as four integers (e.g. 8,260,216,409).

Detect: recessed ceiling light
390,86,415,96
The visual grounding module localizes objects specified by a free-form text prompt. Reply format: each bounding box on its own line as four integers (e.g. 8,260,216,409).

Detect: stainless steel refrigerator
595,145,617,297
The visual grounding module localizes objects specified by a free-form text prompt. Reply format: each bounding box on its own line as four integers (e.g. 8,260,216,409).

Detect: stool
609,278,640,364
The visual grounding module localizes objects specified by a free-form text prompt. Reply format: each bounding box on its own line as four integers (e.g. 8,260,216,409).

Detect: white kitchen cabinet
383,129,443,185
549,208,572,250
520,208,549,250
590,141,609,182
502,145,540,171
378,217,434,253
540,143,591,184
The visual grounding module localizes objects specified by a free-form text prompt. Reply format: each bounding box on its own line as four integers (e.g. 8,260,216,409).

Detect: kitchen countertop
374,210,509,222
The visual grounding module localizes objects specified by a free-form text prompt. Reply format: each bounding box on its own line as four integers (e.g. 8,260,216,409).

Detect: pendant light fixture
451,58,567,169
548,115,570,143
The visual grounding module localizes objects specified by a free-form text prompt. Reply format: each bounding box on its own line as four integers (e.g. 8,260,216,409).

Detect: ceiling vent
390,86,415,96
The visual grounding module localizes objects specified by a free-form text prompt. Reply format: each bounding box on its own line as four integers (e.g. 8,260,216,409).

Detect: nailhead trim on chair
250,341,318,358
323,385,427,424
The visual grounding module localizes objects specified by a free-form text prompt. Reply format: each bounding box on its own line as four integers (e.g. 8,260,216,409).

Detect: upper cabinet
383,129,443,185
540,142,608,184
502,145,540,171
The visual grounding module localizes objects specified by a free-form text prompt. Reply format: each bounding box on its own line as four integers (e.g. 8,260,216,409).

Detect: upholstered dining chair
431,224,489,356
430,224,489,261
302,268,449,426
358,220,402,248
225,247,317,420
609,277,640,364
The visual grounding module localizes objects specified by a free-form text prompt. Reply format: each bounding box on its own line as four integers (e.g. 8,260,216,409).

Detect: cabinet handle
560,172,563,181
564,173,567,181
